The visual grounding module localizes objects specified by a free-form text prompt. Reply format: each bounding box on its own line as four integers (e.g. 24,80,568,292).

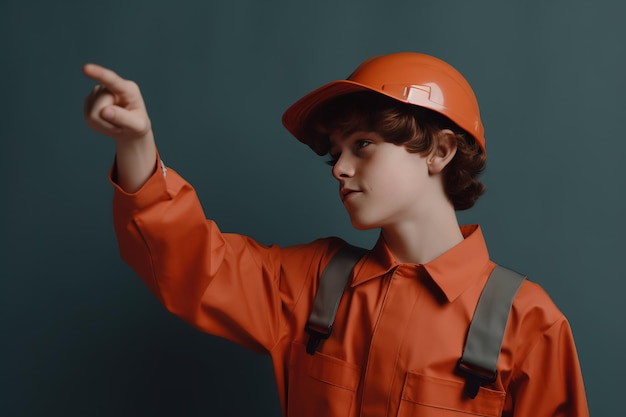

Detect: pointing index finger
82,63,131,95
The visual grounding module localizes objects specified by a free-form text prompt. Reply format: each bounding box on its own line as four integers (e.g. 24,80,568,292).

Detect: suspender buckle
304,323,332,355
456,359,497,399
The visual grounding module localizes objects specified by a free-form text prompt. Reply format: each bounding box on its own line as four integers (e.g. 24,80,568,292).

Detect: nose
331,153,355,180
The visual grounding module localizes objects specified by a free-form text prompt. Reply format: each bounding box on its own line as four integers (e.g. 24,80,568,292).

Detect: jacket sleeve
111,158,332,354
505,306,589,416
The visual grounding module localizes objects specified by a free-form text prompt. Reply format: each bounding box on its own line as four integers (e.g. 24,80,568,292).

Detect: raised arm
83,63,157,193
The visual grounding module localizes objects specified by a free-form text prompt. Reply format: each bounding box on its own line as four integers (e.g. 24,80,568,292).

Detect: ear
427,129,458,175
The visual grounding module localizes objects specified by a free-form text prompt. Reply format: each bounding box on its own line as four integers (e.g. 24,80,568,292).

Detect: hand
83,63,152,143
83,63,157,193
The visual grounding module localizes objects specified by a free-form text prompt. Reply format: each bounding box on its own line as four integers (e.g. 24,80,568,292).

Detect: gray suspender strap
306,250,526,400
305,244,367,355
456,265,526,398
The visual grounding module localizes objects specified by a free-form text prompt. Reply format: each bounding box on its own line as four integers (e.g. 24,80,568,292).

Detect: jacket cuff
109,151,173,211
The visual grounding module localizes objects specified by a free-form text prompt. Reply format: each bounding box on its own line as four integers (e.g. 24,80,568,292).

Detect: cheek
363,176,409,207
369,164,422,194
360,149,428,195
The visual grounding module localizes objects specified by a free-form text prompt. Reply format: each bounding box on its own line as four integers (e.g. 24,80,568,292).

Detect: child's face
329,130,437,231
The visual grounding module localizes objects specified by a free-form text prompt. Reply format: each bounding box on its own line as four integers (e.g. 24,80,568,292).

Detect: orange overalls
112,162,589,417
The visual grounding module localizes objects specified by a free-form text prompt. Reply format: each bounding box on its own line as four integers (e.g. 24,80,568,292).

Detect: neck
381,206,463,265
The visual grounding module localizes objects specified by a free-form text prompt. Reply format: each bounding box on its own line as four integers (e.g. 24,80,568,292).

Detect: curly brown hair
304,92,486,210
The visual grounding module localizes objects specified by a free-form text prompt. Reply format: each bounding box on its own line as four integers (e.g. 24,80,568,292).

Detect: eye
354,139,371,152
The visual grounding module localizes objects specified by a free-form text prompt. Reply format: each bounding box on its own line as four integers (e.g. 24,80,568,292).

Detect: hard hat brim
282,80,379,155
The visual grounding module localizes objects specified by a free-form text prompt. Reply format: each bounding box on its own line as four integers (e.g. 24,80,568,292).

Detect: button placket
359,265,423,417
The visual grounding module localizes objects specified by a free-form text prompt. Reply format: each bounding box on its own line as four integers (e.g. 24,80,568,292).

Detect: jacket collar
350,225,491,303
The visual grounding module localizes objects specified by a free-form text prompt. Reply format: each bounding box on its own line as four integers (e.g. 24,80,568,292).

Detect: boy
84,52,588,416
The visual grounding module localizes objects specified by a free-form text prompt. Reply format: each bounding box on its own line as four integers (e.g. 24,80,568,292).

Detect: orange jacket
112,161,589,417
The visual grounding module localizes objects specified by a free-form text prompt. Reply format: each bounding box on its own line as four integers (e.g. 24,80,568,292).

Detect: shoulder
273,236,351,308
499,276,576,371
511,279,565,329
279,236,350,272
504,277,570,361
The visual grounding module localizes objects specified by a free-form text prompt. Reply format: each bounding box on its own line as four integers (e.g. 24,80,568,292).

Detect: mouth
340,188,361,202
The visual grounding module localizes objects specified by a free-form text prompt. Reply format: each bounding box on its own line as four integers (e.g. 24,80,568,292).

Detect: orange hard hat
282,52,485,155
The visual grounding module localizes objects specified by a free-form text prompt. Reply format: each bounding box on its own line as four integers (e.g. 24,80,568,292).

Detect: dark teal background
2,0,624,415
